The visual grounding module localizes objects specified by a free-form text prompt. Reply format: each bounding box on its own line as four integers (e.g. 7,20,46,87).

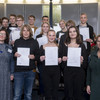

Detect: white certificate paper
17,48,30,66
79,27,89,41
67,47,81,67
45,47,58,66
37,36,48,47
12,30,20,41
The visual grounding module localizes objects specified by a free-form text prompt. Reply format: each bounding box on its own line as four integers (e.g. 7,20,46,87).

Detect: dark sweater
13,37,40,72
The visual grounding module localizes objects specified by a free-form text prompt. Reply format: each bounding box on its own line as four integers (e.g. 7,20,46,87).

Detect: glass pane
81,0,97,3
43,5,61,26
0,0,5,3
44,0,60,4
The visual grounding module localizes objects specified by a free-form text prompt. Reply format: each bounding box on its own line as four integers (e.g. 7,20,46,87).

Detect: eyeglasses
0,33,6,36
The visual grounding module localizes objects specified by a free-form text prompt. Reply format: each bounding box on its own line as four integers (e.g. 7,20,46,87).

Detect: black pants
64,67,85,100
41,66,60,100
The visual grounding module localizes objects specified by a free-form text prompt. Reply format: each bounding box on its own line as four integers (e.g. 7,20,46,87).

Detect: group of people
0,12,100,100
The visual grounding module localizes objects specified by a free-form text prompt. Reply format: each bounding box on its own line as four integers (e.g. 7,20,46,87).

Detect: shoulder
36,34,42,38
87,23,93,29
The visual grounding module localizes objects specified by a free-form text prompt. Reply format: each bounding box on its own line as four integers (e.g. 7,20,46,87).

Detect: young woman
0,28,14,100
40,30,61,100
13,24,39,100
86,35,100,100
59,26,87,100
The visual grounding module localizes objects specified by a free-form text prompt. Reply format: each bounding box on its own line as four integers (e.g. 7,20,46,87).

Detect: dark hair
42,16,49,20
0,28,9,44
28,15,35,20
0,18,2,24
2,17,9,23
65,26,82,45
66,20,76,27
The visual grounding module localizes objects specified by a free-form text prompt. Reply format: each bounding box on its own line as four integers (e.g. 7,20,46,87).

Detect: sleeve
13,40,17,55
89,26,94,41
86,64,91,86
81,43,88,70
40,45,44,56
10,53,15,75
34,40,40,61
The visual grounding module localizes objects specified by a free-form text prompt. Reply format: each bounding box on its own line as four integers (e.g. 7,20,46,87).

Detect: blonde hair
59,19,66,24
40,22,50,35
20,24,33,38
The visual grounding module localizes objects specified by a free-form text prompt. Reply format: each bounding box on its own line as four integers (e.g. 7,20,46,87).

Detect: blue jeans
13,70,36,100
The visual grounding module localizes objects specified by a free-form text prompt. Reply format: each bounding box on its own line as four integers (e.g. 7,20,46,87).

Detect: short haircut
9,14,16,18
20,24,33,38
66,20,76,27
42,16,49,20
80,13,87,17
16,15,24,21
28,15,35,19
59,19,66,24
2,17,9,22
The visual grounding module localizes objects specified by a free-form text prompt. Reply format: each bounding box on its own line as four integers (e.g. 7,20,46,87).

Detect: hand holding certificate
17,48,30,66
45,47,58,66
67,47,81,67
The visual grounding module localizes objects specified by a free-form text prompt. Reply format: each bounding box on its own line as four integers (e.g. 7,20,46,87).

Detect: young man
9,15,24,46
77,13,94,56
34,16,49,39
9,14,17,31
1,17,11,34
28,15,37,34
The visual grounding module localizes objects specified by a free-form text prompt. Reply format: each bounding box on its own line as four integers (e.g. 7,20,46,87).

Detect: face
0,31,6,42
97,37,100,49
16,18,24,27
69,28,77,39
59,21,66,29
80,14,88,24
28,17,35,25
22,27,30,39
42,17,49,23
42,23,50,33
2,19,9,28
47,31,56,43
10,16,16,24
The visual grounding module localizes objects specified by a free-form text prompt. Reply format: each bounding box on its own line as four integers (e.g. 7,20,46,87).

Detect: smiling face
59,21,66,30
80,14,88,24
28,17,35,25
0,30,6,42
47,30,56,43
10,16,16,25
69,27,77,39
42,23,50,34
2,19,9,28
22,27,30,39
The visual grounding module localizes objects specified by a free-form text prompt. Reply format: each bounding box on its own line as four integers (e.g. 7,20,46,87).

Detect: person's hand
86,39,93,43
58,58,62,63
10,40,15,45
14,52,21,57
10,75,14,81
86,85,91,95
29,54,35,60
62,56,68,61
40,56,45,62
80,56,84,64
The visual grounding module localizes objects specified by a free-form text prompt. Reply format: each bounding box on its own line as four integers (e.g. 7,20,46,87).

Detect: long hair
65,26,82,45
0,28,9,44
40,22,50,35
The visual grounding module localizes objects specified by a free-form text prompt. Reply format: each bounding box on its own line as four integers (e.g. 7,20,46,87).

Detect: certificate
59,33,64,38
79,27,89,41
17,48,30,66
37,36,48,47
9,27,17,31
12,30,20,41
67,47,81,67
45,47,58,66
